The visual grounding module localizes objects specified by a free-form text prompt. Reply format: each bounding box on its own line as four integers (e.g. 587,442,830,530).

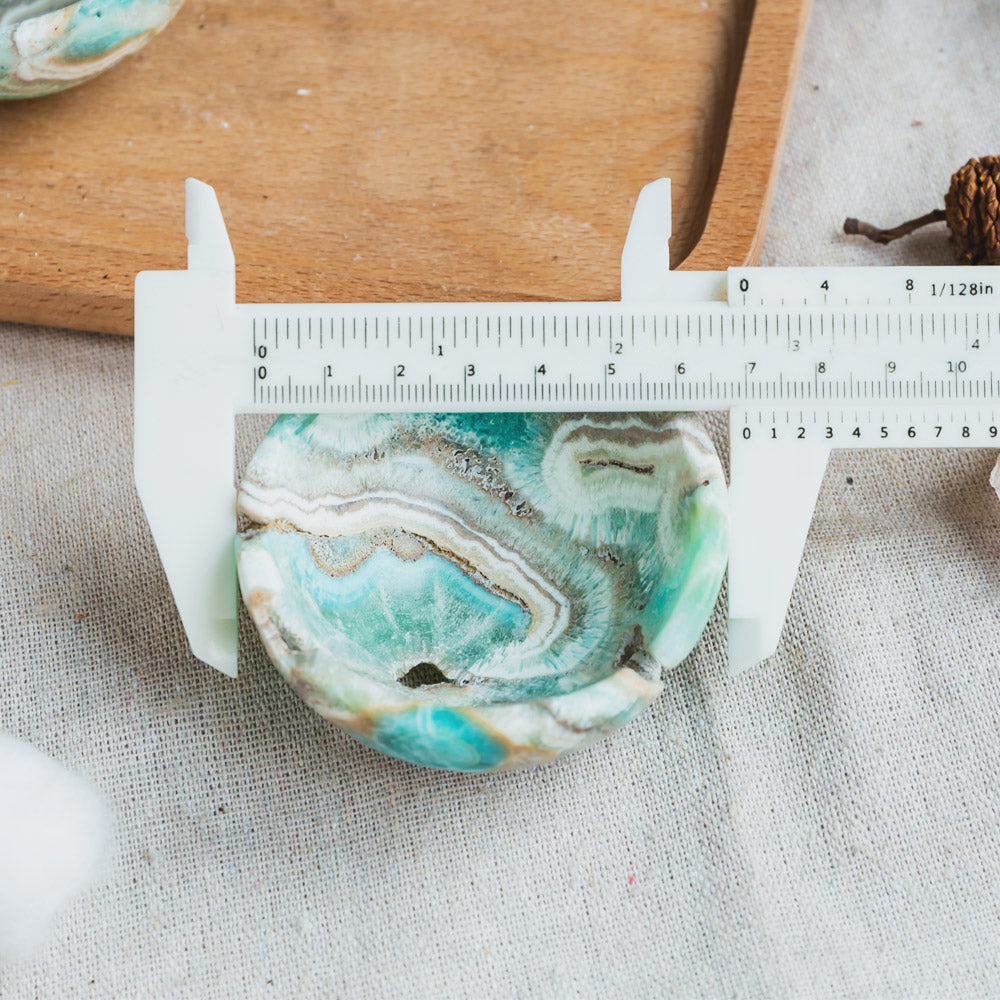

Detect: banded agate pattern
1,0,181,97
236,412,728,771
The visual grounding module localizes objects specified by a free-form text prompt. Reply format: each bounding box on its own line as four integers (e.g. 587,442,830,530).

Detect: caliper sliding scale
135,178,1000,678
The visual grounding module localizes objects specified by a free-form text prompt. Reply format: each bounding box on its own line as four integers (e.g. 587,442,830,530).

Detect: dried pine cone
945,156,1000,263
844,156,1000,264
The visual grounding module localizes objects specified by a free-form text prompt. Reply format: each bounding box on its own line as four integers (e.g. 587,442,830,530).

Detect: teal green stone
0,0,182,98
237,412,728,772
360,707,510,773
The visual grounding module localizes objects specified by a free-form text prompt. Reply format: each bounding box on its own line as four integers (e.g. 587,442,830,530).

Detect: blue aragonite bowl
236,413,728,771
0,0,182,98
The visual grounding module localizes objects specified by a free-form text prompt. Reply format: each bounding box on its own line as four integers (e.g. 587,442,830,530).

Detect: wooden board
0,0,810,336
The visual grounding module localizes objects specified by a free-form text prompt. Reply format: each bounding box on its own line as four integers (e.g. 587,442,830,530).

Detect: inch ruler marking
134,178,1000,678
235,302,997,417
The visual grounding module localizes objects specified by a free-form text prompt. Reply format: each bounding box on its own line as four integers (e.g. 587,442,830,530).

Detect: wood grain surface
0,0,810,336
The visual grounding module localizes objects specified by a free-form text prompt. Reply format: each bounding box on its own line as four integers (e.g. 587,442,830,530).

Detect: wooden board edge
679,0,813,271
1,246,146,337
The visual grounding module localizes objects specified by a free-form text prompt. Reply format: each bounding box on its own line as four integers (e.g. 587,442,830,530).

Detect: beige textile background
3,1,1000,996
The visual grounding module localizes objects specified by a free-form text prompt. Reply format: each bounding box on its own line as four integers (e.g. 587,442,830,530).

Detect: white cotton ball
0,735,109,959
991,457,1000,502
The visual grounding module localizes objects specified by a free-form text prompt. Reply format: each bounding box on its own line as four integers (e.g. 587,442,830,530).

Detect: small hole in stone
399,662,450,688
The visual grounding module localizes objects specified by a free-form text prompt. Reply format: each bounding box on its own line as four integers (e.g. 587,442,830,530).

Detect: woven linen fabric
3,1,1000,996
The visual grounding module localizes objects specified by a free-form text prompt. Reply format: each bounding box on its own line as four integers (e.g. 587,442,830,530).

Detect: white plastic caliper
136,178,1000,676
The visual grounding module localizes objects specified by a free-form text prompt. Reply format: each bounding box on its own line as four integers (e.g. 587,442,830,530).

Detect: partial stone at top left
1,0,182,98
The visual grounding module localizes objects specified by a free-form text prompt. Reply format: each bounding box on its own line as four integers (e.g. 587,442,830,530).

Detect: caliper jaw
620,177,824,675
134,179,239,676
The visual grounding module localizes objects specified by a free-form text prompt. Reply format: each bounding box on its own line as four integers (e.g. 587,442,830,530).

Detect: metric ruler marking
733,405,1000,447
237,303,1000,418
